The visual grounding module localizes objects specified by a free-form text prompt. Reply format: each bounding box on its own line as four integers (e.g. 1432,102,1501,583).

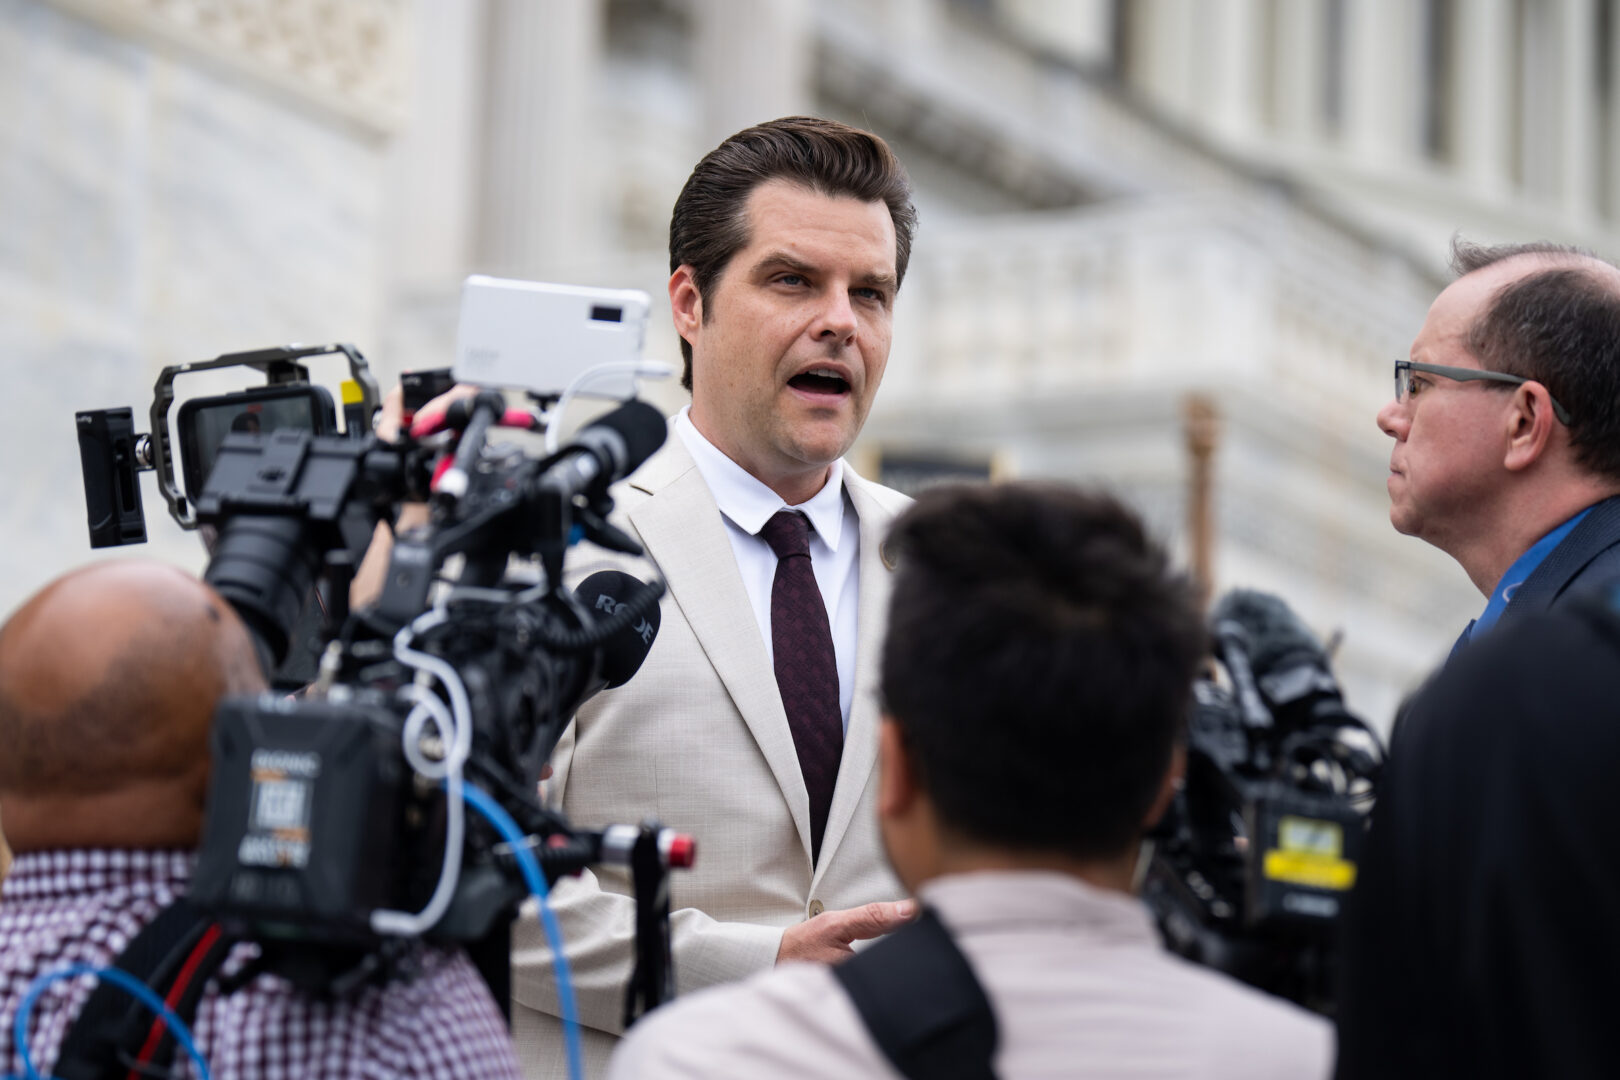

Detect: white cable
399,685,457,779
370,608,474,937
543,360,676,455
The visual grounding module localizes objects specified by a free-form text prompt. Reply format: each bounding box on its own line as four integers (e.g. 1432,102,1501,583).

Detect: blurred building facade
8,0,1615,726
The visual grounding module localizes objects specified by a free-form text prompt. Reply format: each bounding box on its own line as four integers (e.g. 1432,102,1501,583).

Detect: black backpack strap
831,907,999,1080
54,898,238,1080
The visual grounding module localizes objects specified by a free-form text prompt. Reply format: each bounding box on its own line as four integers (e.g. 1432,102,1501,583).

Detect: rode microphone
573,569,663,688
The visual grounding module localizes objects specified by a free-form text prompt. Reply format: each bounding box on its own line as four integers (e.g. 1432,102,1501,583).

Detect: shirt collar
918,869,1159,946
3,849,194,901
1475,505,1594,637
673,407,847,549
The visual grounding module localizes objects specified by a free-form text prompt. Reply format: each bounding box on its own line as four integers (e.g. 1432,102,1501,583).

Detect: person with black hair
607,483,1332,1079
1378,238,1620,660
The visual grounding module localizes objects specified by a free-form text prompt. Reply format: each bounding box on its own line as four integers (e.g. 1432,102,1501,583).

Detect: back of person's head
0,560,265,851
667,115,917,389
880,482,1205,861
1452,237,1620,482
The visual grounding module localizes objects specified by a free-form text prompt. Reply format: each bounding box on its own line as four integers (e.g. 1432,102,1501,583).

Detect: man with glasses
1377,238,1620,657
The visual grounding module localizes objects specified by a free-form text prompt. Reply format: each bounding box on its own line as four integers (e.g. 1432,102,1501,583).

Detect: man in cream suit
510,117,920,1078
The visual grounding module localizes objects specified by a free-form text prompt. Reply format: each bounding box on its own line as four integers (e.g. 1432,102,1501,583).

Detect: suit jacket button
808,899,825,917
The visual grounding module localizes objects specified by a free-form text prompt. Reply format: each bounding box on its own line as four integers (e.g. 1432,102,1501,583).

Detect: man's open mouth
788,368,850,395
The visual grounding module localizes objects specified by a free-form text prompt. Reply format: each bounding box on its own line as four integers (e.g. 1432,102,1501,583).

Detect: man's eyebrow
750,251,817,276
750,251,898,291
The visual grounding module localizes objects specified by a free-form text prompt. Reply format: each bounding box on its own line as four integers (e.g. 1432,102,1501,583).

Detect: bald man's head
0,561,265,850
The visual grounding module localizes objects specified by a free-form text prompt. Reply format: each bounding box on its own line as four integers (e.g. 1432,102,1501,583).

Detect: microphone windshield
1210,589,1327,675
575,570,663,687
583,400,666,481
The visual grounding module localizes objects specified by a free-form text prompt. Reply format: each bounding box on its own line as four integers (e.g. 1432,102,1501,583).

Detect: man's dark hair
1451,237,1620,480
879,483,1206,860
668,116,917,391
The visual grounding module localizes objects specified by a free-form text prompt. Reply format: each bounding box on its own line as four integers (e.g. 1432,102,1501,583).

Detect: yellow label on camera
1263,850,1357,890
1265,816,1354,890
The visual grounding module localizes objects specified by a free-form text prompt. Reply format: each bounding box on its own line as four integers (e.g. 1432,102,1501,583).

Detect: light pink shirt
609,870,1335,1080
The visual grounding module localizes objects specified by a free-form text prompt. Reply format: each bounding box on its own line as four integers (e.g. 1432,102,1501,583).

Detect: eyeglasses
1394,360,1572,426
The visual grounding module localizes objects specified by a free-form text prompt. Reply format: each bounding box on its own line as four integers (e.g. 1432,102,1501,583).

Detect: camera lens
205,514,321,673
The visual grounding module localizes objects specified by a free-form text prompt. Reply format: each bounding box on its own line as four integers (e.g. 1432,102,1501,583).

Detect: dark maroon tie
759,510,843,863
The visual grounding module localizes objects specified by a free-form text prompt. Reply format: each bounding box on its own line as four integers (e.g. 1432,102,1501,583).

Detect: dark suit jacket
1500,494,1620,621
1338,607,1620,1079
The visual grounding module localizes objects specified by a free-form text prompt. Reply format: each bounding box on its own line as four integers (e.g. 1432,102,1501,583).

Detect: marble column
1206,0,1263,144
1556,0,1599,216
1454,0,1515,200
692,0,812,151
1141,0,1201,124
1343,0,1421,167
1518,0,1558,197
1607,0,1620,217
1271,0,1327,143
1000,0,1113,67
476,0,604,278
383,0,484,287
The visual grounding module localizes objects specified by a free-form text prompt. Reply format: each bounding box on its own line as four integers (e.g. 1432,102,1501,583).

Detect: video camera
1141,590,1382,1014
70,280,689,1031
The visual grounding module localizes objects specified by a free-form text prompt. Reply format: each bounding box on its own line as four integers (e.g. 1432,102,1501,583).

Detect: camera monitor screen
177,385,335,497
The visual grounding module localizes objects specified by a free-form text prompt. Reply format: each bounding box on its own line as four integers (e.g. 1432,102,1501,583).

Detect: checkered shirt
0,849,522,1079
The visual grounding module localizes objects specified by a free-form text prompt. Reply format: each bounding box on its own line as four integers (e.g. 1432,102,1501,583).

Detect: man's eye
776,274,806,286
1409,378,1429,395
854,287,887,303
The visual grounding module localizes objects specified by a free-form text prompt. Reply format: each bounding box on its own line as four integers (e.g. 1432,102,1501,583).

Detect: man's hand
349,383,480,610
776,900,917,965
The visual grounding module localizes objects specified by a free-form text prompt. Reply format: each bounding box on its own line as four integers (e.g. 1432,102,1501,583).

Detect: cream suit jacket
511,430,910,1079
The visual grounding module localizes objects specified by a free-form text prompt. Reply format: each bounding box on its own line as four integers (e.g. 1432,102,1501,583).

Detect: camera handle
624,821,677,1027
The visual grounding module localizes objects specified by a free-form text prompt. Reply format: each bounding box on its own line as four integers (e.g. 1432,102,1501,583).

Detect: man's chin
780,421,859,467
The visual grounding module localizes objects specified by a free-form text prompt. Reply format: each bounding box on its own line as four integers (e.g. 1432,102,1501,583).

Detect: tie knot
759,510,812,559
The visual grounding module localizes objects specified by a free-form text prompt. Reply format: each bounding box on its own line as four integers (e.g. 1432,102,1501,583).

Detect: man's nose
813,289,858,343
1377,397,1407,439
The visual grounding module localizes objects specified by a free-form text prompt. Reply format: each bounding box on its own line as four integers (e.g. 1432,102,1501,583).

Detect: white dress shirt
608,870,1335,1080
674,408,861,730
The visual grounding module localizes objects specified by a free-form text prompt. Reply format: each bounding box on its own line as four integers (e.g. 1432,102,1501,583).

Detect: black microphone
540,400,666,502
1210,619,1273,730
573,569,663,688
1210,589,1348,727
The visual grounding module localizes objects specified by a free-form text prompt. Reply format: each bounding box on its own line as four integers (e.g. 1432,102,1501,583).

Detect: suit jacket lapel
627,435,815,859
814,469,897,882
1508,495,1620,616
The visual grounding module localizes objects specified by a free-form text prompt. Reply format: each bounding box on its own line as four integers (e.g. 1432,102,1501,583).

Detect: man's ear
878,717,917,821
1141,742,1186,831
1504,381,1559,472
669,265,702,348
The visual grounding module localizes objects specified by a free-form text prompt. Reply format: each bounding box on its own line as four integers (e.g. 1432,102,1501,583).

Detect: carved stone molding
48,0,410,135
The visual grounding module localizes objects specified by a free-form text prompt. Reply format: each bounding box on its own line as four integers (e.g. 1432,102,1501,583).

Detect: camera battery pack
193,694,418,944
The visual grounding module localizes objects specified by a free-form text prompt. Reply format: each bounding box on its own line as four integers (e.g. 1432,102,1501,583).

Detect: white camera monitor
453,275,651,399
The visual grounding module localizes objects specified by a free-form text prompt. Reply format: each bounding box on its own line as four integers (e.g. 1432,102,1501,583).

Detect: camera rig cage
76,342,380,547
